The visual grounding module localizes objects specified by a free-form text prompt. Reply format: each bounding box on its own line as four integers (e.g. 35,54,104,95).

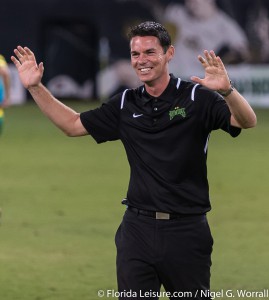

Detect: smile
140,67,152,73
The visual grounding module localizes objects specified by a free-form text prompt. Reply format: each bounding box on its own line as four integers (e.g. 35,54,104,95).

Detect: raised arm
11,46,88,137
191,50,257,129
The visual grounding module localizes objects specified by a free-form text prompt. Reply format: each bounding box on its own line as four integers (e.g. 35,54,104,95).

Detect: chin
138,74,154,83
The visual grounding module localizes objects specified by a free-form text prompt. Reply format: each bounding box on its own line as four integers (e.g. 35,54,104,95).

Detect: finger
17,46,29,62
17,45,26,54
204,50,213,65
209,50,219,67
198,55,207,65
11,55,21,68
209,50,217,58
14,47,26,63
16,46,26,57
190,75,203,84
13,49,24,63
14,48,22,57
216,55,226,69
39,62,44,74
24,47,36,61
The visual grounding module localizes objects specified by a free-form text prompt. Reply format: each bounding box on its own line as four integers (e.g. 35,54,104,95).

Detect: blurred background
1,0,269,106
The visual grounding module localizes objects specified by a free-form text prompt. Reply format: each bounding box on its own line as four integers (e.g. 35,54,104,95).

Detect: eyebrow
145,48,156,52
131,48,157,54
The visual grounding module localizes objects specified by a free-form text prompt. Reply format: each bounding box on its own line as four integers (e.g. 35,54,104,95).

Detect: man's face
130,36,172,85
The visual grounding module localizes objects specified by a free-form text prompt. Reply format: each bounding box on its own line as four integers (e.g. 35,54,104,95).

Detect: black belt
127,206,201,220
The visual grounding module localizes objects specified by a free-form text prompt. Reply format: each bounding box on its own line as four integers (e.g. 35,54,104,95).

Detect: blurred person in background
143,0,250,78
0,54,11,134
245,0,269,63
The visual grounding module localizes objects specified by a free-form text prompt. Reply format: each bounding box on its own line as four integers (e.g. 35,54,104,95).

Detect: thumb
190,76,203,84
38,62,44,70
38,62,45,76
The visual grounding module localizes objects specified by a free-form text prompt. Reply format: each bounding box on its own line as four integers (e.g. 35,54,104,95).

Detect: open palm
11,46,44,89
191,50,231,91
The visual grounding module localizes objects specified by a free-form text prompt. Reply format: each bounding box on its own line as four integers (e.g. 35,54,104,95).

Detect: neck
144,73,171,97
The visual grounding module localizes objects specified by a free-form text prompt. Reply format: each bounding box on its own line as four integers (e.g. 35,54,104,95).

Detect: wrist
217,80,235,97
28,83,43,92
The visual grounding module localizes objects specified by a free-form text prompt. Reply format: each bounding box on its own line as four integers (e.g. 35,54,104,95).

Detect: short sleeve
196,86,241,138
80,96,121,143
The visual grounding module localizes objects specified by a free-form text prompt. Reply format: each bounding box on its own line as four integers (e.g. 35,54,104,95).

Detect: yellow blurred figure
0,54,11,134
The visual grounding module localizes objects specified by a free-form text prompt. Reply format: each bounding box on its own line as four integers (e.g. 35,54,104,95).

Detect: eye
131,52,139,58
146,50,156,56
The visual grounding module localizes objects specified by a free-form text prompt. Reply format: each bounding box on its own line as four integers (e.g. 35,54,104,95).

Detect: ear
167,45,175,62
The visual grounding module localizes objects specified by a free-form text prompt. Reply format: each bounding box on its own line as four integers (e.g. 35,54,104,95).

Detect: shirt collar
140,74,181,105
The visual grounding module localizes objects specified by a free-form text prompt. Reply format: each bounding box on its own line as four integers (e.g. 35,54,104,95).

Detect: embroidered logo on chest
169,107,186,120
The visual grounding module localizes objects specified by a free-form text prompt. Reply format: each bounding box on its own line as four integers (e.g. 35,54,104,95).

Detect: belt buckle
156,212,170,220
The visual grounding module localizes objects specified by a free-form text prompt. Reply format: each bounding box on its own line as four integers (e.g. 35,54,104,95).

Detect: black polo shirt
80,74,241,214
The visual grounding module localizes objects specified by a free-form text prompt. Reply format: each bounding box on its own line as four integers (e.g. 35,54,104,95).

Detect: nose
137,53,148,64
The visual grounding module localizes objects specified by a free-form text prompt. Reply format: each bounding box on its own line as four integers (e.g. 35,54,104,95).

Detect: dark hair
127,21,171,53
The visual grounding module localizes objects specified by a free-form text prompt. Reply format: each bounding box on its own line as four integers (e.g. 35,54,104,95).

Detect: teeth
141,68,151,72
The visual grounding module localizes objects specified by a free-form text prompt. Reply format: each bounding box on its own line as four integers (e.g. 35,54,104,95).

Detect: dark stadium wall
1,0,269,103
0,0,158,99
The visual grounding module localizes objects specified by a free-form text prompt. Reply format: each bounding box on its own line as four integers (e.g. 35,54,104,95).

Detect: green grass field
1,101,268,300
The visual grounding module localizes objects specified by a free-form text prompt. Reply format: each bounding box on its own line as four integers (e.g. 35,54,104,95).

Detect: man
0,54,11,134
11,22,256,299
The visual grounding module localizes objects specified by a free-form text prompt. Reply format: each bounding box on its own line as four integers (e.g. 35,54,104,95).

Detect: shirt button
153,118,157,122
154,99,158,103
154,107,158,111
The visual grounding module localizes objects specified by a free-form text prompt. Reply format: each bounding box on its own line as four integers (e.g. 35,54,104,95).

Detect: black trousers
115,209,213,300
